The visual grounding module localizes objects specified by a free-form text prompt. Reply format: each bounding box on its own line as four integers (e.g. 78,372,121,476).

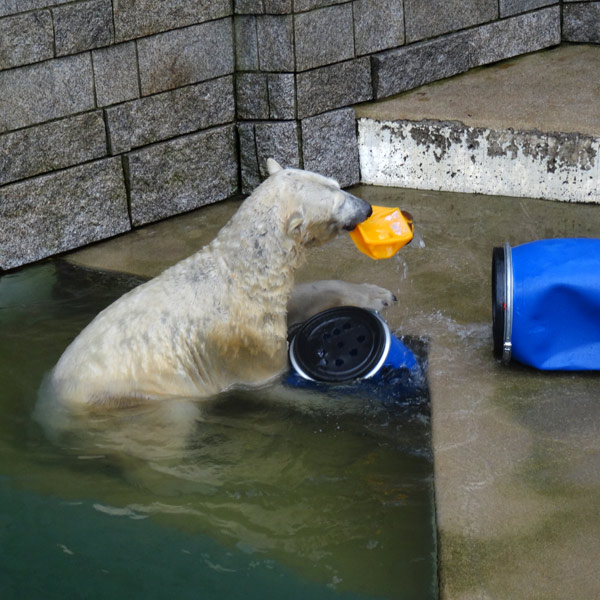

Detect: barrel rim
492,243,513,363
289,306,389,383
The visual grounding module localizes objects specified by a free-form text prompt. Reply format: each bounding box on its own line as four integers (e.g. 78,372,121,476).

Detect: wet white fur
49,160,395,408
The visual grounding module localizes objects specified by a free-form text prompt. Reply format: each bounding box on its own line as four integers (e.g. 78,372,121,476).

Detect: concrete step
355,44,600,203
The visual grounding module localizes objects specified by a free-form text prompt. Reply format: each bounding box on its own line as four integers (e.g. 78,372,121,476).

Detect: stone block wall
0,1,237,270
236,0,562,193
0,0,593,270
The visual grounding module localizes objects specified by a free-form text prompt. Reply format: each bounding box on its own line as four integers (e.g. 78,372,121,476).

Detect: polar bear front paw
288,280,397,326
349,283,397,313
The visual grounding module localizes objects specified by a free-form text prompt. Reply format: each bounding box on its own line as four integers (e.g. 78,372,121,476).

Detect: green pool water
0,261,436,600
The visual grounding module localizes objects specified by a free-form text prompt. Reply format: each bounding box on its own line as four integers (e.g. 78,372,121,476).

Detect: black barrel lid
289,306,387,383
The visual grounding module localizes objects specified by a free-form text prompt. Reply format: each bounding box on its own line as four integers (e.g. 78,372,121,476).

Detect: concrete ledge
359,119,600,203
356,44,600,204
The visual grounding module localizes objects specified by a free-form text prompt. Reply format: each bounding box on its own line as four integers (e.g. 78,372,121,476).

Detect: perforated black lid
289,306,387,382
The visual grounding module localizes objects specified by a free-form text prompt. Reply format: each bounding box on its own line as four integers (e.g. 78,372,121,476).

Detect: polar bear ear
286,209,305,236
266,158,283,175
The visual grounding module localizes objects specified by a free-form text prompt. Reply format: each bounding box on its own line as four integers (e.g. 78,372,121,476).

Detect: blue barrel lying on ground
286,306,426,406
492,238,600,370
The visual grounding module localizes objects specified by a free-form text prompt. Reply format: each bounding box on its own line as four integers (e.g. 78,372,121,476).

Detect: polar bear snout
340,192,372,231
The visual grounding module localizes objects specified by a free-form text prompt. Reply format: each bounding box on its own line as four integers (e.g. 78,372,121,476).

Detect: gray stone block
92,42,139,107
255,121,300,178
234,15,259,70
0,1,70,18
301,108,359,187
294,0,342,12
237,120,300,192
137,19,234,95
238,122,261,193
236,73,269,120
563,3,600,43
0,10,53,71
471,7,561,68
113,0,231,42
294,4,354,71
500,0,557,18
234,0,291,14
268,73,296,119
107,77,234,154
0,112,107,186
53,0,114,56
372,31,471,99
353,0,405,56
126,125,238,226
404,0,497,43
234,0,264,14
0,54,95,133
0,158,130,270
263,0,292,13
296,57,372,119
257,15,294,71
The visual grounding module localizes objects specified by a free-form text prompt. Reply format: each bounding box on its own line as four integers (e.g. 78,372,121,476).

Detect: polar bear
48,160,395,408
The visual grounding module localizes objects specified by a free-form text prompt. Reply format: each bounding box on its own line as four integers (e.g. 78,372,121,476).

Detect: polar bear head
265,159,372,247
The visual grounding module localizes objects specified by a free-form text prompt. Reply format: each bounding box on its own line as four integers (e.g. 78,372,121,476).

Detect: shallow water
0,261,436,599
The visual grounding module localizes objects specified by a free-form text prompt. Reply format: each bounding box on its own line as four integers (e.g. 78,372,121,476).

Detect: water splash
410,229,426,248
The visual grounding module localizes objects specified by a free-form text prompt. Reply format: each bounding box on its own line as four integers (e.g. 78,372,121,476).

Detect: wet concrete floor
354,42,600,598
67,183,600,599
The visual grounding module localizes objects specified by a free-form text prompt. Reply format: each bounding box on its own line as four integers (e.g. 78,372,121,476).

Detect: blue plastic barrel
492,238,600,370
288,306,418,384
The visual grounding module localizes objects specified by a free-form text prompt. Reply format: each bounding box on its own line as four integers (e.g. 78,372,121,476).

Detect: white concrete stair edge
358,117,600,203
